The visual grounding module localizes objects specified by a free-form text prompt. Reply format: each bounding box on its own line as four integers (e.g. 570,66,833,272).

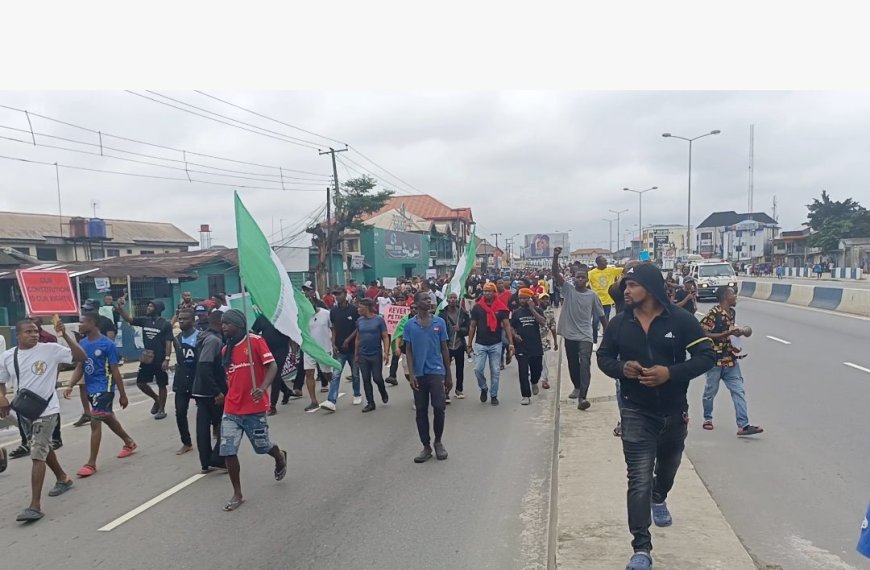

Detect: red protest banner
383,304,410,336
16,269,80,316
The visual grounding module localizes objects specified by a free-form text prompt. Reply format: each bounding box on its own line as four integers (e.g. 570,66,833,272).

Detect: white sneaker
352,396,362,405
521,397,531,405
320,401,336,412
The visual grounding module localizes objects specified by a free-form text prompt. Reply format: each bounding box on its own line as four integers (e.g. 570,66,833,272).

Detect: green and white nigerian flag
438,229,477,311
234,192,340,369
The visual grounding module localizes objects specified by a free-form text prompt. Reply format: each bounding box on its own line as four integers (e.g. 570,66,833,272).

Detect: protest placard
383,304,410,336
16,269,80,316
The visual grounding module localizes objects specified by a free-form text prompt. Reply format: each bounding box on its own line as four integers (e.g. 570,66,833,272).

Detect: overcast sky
1,90,869,252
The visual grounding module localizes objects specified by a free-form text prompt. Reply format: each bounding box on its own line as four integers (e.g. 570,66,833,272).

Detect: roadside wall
739,280,870,317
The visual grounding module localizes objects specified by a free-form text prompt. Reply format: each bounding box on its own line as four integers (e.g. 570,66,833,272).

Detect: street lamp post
602,217,617,255
623,186,657,252
662,130,721,254
609,208,629,254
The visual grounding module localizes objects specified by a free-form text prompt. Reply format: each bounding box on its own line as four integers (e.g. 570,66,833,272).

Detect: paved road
686,297,869,569
744,276,870,290
0,361,556,570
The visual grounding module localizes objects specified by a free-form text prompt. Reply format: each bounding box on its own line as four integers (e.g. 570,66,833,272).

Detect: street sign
16,269,80,316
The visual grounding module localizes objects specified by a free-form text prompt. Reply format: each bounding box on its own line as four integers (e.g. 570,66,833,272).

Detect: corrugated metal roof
361,195,473,222
0,211,198,245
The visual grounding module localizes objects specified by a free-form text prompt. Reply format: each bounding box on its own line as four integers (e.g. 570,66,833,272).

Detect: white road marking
844,362,870,374
765,335,792,345
98,474,206,531
787,535,859,569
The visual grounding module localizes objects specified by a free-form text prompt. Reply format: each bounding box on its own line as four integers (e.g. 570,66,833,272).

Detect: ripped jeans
219,413,273,456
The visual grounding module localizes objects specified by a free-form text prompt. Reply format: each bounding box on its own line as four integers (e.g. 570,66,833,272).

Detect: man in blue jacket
596,263,716,570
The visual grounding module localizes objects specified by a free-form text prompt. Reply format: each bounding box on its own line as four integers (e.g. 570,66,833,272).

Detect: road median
554,349,756,569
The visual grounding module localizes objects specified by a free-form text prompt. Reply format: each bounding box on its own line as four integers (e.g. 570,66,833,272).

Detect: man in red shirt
218,309,288,512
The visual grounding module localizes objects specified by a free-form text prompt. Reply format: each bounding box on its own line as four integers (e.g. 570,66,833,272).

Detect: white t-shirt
377,296,393,314
0,343,72,417
309,308,333,353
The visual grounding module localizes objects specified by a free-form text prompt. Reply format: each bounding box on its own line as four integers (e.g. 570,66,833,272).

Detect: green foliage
805,190,870,251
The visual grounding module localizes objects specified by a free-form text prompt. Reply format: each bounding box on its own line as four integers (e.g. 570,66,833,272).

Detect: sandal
541,380,550,390
48,479,74,497
117,443,137,459
222,497,245,511
275,450,288,481
613,422,623,438
16,507,44,522
77,464,97,478
703,421,714,431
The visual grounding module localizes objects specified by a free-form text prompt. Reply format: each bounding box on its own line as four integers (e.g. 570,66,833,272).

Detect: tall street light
609,208,629,253
662,130,721,254
602,218,617,254
623,186,657,251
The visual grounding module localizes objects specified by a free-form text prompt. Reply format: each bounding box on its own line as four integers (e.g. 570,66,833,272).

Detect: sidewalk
554,349,757,569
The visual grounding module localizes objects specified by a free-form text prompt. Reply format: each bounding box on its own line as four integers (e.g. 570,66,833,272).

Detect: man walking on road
438,292,470,399
64,312,137,478
510,288,547,405
700,286,763,436
117,297,172,420
0,318,84,522
589,256,622,345
171,309,199,454
326,289,361,409
596,264,716,570
192,311,227,473
404,292,452,463
552,247,607,410
218,309,287,511
537,293,558,390
673,277,698,315
355,298,390,413
467,282,513,406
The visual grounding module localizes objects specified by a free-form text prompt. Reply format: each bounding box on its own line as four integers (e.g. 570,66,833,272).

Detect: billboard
384,230,423,259
524,232,570,258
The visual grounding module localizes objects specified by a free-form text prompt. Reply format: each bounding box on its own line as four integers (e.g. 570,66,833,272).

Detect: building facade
696,211,779,261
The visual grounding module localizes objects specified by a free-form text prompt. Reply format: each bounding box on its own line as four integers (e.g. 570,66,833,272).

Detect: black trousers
389,353,401,378
194,396,225,470
269,352,292,408
413,374,446,445
358,353,387,405
448,347,466,392
175,390,192,447
564,339,593,398
292,352,305,391
621,406,687,553
515,352,543,397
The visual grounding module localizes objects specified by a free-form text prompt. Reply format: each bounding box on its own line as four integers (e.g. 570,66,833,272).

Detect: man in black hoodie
172,310,199,455
118,298,173,420
191,311,227,473
596,263,716,570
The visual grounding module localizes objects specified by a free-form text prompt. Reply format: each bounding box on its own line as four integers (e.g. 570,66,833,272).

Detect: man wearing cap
218,309,287,511
596,263,716,570
303,281,328,309
193,303,210,331
552,247,607,410
467,282,513,406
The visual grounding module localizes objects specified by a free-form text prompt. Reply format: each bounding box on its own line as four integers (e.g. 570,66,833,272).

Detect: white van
688,261,738,301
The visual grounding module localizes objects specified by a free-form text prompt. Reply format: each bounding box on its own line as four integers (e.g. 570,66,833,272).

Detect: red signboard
16,269,80,316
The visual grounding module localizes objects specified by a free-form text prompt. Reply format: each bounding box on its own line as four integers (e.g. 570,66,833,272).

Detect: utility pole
609,208,628,254
326,186,332,289
602,218,616,254
491,233,503,271
319,146,348,284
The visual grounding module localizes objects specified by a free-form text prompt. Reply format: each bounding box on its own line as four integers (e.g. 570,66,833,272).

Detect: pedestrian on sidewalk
218,309,287,512
117,297,172,420
596,263,717,570
0,318,84,523
510,288,547,405
355,298,390,413
552,247,607,410
467,282,513,406
63,312,137,479
404,292,451,463
536,293,558,390
700,286,763,436
438,292,470,400
191,310,227,473
171,310,199,455
326,289,362,409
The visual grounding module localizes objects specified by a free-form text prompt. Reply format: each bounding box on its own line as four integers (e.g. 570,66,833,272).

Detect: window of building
164,250,170,253
749,245,756,252
700,232,712,240
106,248,121,257
735,230,743,238
36,247,57,261
126,249,133,254
13,246,31,255
140,250,155,255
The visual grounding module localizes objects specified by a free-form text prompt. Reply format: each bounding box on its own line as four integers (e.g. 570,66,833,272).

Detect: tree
306,175,394,290
805,190,870,252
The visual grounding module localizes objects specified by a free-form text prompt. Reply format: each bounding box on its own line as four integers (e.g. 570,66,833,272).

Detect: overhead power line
195,91,349,148
0,102,331,177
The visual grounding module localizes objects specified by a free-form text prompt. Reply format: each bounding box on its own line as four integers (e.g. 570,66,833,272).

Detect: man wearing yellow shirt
588,256,623,345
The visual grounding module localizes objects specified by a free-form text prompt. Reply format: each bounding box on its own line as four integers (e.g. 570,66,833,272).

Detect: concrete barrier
740,280,869,318
769,283,792,303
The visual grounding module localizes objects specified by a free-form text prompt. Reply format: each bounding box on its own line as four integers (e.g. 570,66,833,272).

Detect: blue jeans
329,351,360,403
219,413,273,456
473,342,502,398
702,362,749,428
